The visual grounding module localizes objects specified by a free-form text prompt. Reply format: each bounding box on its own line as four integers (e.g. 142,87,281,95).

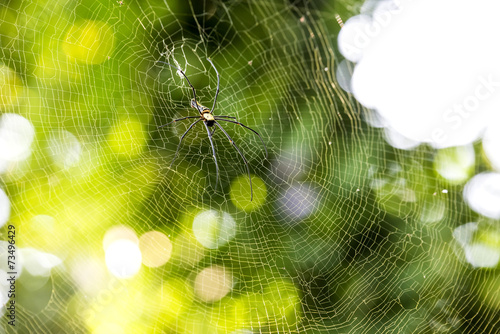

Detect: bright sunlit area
338,0,500,272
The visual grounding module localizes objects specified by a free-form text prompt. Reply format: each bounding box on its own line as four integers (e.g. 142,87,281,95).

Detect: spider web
0,0,498,333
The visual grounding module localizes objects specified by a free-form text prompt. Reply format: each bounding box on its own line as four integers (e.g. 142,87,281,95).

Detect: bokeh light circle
0,113,35,163
464,172,500,219
139,231,173,268
192,210,237,249
103,225,139,251
47,130,82,169
230,174,267,212
194,265,233,303
277,183,319,223
105,239,142,279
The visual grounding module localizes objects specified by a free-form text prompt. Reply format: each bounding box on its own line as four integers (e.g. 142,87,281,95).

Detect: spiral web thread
0,0,497,333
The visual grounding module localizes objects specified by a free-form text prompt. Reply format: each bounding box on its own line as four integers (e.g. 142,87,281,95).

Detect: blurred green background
0,0,499,333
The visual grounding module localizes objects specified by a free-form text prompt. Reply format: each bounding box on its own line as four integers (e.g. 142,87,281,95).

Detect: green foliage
0,0,498,333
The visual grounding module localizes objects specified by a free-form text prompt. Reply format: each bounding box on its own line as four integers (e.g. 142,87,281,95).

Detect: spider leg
156,61,200,109
170,119,202,168
210,126,216,136
213,118,268,159
158,116,199,129
213,115,236,119
203,121,219,192
206,58,220,114
214,121,253,201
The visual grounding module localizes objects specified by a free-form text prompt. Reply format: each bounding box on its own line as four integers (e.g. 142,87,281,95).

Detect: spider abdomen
202,111,215,126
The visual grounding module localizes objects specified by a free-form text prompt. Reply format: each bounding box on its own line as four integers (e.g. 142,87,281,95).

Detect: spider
156,59,268,201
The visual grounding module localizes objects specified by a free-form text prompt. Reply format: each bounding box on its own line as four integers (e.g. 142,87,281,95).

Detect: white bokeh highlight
105,239,142,279
0,189,10,228
0,114,35,169
434,145,475,184
384,126,420,150
464,173,500,219
47,130,82,169
21,248,62,277
192,210,236,249
335,60,355,93
464,244,500,269
71,257,108,294
339,0,500,149
338,15,373,63
482,124,500,171
103,225,139,250
453,223,500,268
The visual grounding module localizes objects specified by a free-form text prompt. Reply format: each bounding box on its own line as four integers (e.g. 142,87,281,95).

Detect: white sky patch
339,0,500,149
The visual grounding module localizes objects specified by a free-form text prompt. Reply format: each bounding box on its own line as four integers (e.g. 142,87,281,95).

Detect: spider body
157,59,268,201
191,99,210,113
202,112,215,127
191,99,215,126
